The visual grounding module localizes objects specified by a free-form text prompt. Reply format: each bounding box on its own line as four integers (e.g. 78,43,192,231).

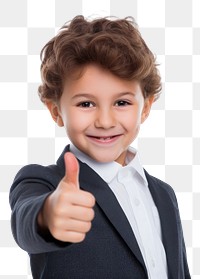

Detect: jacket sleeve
9,164,70,254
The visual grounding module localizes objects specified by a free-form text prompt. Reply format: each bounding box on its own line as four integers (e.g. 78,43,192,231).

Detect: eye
115,100,131,106
78,101,95,108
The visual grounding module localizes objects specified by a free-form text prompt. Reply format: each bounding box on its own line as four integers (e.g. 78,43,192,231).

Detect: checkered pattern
0,0,199,277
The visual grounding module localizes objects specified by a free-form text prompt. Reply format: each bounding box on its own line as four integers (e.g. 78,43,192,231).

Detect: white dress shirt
70,144,168,279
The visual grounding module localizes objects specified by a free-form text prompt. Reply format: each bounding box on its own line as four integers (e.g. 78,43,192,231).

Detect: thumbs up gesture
37,152,95,243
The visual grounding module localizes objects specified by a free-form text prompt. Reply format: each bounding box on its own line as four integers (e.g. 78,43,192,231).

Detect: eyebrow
115,92,136,98
72,92,136,99
71,93,95,100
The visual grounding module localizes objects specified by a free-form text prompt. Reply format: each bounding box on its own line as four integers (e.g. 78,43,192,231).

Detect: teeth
99,137,111,140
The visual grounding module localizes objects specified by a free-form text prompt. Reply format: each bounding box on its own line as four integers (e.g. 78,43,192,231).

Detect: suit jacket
10,145,191,279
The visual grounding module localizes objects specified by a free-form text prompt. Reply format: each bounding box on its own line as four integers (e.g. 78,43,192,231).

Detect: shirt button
134,198,140,206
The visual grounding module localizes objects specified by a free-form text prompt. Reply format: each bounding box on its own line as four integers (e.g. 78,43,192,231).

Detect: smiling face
47,64,154,165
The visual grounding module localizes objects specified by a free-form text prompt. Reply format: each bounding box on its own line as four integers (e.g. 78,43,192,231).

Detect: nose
94,108,116,129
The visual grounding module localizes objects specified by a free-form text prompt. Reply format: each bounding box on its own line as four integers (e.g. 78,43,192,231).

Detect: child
10,15,191,278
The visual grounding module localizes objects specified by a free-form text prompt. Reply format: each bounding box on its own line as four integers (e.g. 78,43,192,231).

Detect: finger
62,231,86,243
52,229,86,243
62,152,80,188
64,219,92,233
67,205,95,222
65,190,96,208
50,216,92,233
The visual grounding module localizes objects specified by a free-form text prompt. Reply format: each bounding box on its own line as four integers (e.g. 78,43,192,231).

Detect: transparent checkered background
0,0,199,278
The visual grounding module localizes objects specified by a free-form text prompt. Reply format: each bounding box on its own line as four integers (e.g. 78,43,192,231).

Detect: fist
38,152,95,243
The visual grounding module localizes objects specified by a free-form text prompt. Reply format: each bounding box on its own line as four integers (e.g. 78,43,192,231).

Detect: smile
87,135,122,144
97,136,113,141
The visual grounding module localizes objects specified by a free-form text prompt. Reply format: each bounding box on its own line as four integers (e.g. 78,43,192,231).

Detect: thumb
63,152,80,188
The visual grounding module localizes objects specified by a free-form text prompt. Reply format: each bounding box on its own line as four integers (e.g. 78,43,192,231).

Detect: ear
141,95,154,124
45,101,64,127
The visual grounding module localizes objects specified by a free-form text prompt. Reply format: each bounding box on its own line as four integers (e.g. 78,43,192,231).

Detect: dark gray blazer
10,145,191,279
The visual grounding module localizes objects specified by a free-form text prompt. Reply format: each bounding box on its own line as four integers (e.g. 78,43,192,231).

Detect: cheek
122,110,142,130
121,110,142,143
65,114,79,133
64,110,91,134
130,121,141,137
128,118,141,142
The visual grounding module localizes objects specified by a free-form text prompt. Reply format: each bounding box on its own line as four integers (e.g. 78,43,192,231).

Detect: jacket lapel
57,145,147,274
145,170,179,279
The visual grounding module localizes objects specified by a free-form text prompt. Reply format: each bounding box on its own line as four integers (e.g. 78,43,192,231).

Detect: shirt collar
70,144,147,186
125,146,148,186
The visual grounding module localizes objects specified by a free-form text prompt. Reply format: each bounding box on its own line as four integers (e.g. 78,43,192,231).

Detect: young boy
10,15,190,278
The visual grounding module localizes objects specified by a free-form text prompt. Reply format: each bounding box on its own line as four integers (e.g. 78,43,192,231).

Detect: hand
38,152,95,243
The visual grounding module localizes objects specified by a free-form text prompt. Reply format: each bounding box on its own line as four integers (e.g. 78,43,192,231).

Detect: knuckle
82,208,94,221
83,193,95,207
52,204,65,218
50,227,61,240
84,222,92,232
88,208,95,220
70,233,86,243
76,233,86,243
88,194,95,206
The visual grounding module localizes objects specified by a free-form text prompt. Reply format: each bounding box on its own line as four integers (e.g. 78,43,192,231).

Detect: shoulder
10,145,71,192
17,163,62,179
11,163,62,192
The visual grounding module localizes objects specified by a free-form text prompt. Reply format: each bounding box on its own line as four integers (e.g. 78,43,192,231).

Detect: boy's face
47,64,154,165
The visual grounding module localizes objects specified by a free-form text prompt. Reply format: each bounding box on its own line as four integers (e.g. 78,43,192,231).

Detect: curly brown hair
38,15,161,103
